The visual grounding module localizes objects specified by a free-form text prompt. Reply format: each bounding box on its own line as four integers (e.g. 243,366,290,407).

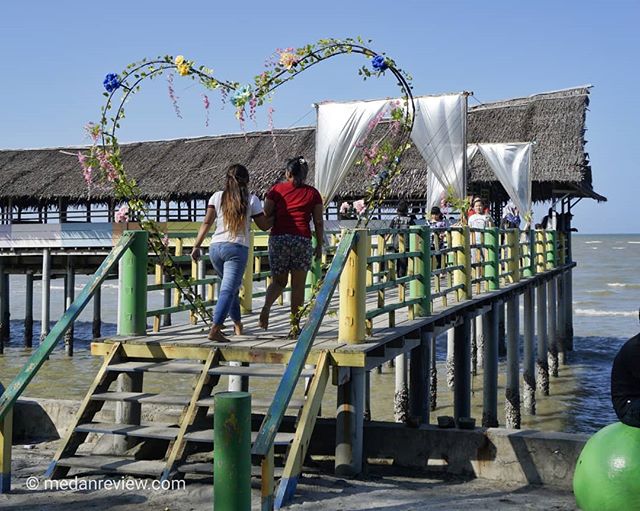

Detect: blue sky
1,0,638,233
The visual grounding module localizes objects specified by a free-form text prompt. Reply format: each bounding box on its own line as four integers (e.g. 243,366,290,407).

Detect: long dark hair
285,156,308,187
221,164,250,237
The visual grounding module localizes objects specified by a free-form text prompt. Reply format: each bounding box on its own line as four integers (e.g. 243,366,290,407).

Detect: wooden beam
275,351,330,508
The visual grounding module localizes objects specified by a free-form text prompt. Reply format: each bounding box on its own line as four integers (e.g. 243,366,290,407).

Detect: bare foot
207,325,230,343
233,322,243,336
258,307,270,330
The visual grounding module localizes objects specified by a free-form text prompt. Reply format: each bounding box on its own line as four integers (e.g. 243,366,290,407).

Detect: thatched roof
0,86,604,209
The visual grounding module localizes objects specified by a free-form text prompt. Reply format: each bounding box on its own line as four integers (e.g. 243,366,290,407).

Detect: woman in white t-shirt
191,164,271,342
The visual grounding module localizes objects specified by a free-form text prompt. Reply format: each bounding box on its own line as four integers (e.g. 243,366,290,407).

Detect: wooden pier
1,225,576,508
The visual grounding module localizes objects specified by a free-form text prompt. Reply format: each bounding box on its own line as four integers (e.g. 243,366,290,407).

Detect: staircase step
89,392,304,411
91,392,191,406
55,455,165,476
107,360,204,374
75,422,179,440
209,365,315,378
75,422,295,446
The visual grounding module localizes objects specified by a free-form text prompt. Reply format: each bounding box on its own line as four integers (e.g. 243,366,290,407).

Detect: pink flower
84,123,101,142
161,234,170,247
353,199,366,215
279,51,299,69
114,204,129,223
202,94,210,127
339,201,351,215
77,152,93,185
96,149,117,181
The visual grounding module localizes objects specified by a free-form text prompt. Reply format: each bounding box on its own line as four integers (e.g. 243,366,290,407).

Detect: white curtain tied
411,94,467,205
314,99,390,204
426,144,478,210
477,142,532,216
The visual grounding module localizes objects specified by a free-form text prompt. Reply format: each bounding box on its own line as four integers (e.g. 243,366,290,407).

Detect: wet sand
1,443,577,510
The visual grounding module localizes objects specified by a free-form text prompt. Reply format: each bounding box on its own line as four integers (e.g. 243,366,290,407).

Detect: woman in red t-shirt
259,156,324,332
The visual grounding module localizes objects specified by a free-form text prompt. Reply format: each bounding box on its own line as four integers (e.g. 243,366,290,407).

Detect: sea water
0,234,638,434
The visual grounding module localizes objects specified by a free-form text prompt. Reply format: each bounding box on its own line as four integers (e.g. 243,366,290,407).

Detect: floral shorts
268,234,313,275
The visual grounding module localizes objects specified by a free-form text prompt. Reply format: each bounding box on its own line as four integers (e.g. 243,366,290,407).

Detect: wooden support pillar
92,285,102,338
475,312,485,369
446,328,455,389
64,256,75,356
523,286,536,415
113,372,143,453
505,295,521,429
536,283,549,395
338,230,367,344
240,231,254,314
40,248,51,341
547,277,558,377
24,272,34,347
394,351,408,423
453,315,471,422
335,367,365,477
0,264,8,349
482,304,499,427
498,303,506,357
409,329,431,425
228,361,249,392
430,332,437,412
163,272,172,327
557,274,568,365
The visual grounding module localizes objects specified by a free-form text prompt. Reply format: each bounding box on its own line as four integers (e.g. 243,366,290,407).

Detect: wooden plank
106,360,204,374
91,392,191,406
275,351,330,508
75,422,179,441
252,230,357,457
0,233,136,421
178,462,283,478
55,455,165,476
209,366,315,379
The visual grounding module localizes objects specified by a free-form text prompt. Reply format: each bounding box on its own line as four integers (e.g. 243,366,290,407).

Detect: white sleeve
249,194,263,217
207,193,217,208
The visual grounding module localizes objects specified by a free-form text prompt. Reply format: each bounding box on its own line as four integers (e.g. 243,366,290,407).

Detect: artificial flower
371,55,388,72
177,63,190,76
339,201,351,215
103,73,121,93
230,85,253,108
174,55,185,66
353,199,366,215
114,204,129,223
279,52,299,69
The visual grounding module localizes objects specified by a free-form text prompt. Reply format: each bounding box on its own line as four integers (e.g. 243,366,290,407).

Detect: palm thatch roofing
0,86,605,209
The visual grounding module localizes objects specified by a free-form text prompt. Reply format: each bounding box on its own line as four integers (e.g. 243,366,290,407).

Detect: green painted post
410,226,431,317
214,392,251,511
118,230,148,336
305,237,322,302
485,228,500,291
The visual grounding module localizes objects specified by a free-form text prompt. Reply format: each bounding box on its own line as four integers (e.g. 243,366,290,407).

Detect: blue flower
103,73,121,93
371,55,388,72
230,85,253,107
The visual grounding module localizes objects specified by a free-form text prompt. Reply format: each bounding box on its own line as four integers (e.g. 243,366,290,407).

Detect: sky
1,0,638,233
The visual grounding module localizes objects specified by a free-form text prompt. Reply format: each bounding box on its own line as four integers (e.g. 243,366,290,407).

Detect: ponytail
285,156,308,188
221,164,250,237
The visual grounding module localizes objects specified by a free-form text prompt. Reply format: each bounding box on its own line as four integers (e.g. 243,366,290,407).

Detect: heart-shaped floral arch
79,37,416,326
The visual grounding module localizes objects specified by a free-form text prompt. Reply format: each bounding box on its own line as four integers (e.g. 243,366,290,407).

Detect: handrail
0,231,138,421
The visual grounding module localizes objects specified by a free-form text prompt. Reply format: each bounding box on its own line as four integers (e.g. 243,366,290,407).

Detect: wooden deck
92,267,571,369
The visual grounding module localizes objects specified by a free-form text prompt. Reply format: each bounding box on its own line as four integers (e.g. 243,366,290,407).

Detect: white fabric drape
477,142,532,215
426,144,479,210
314,99,390,204
411,94,467,201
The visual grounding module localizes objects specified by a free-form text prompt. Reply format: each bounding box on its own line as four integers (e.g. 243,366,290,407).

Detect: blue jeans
209,242,249,326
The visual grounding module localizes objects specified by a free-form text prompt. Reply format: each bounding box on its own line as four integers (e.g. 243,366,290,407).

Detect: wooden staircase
45,341,330,504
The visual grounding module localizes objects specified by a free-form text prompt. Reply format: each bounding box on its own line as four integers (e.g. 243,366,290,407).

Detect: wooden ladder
45,342,332,507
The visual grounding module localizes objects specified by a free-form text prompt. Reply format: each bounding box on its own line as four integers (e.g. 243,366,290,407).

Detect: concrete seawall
12,397,587,490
